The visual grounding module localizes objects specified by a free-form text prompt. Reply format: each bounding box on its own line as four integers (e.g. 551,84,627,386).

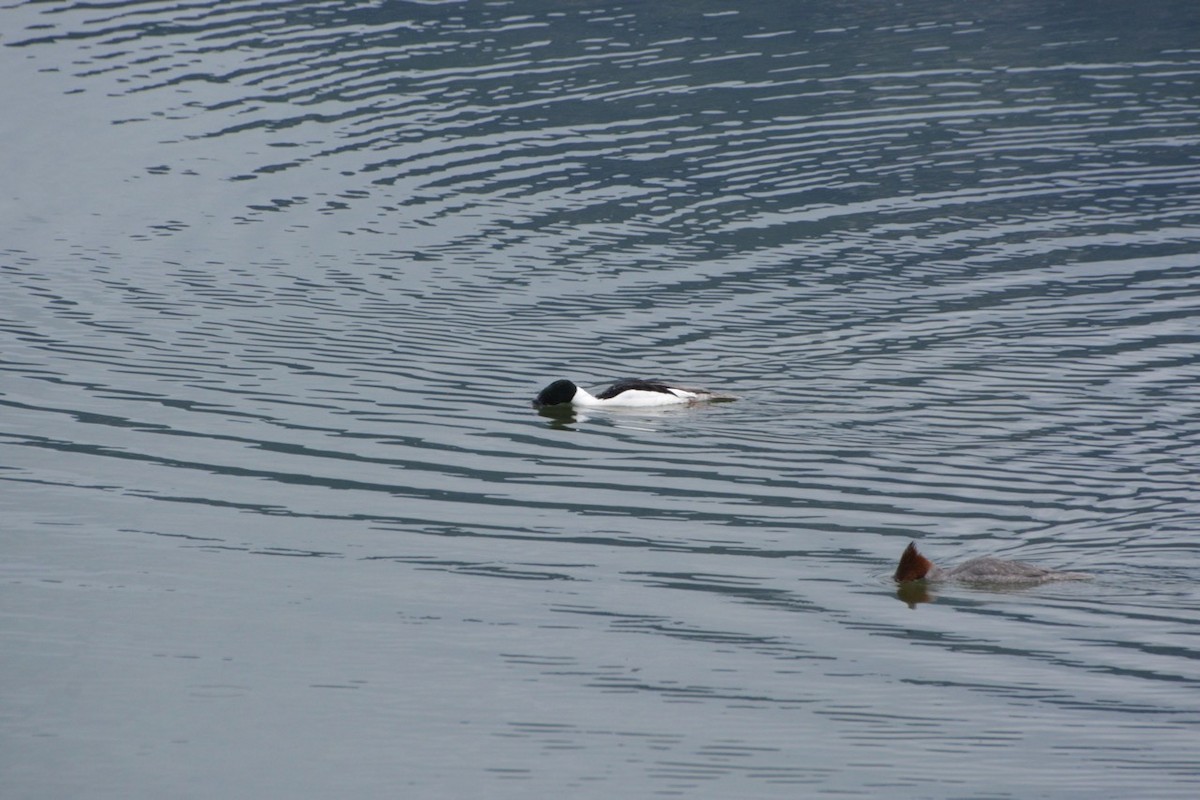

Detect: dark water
3,1,1200,797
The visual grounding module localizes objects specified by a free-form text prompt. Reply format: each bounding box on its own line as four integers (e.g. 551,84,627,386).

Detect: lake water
3,1,1200,797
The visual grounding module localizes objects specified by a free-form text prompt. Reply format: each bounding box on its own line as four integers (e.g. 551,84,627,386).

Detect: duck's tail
894,542,935,582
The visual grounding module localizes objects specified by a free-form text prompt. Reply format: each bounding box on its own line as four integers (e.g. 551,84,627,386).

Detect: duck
893,542,1090,585
532,378,736,409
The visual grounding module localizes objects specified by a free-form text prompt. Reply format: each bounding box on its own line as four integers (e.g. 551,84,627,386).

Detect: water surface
3,1,1200,797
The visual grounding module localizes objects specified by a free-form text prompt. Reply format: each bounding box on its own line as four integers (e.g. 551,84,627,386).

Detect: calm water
3,0,1200,797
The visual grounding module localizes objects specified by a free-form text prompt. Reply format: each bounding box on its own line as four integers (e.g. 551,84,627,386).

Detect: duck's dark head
533,379,578,409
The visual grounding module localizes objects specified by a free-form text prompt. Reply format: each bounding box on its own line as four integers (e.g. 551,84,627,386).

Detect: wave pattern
3,0,1200,796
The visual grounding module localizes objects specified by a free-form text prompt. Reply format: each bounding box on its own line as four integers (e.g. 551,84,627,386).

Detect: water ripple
5,2,1200,795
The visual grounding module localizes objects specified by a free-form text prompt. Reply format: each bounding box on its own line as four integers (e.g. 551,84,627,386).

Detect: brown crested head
894,541,935,582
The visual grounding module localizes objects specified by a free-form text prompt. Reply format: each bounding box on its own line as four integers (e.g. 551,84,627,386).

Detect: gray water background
3,1,1200,797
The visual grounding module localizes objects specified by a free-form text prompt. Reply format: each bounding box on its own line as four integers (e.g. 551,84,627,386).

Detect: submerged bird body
533,378,734,409
893,542,1089,585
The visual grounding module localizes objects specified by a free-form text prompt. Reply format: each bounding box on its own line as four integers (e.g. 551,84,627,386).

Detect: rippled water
4,1,1200,797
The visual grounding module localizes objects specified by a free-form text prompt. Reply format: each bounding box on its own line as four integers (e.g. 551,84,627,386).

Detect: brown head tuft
894,542,935,582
